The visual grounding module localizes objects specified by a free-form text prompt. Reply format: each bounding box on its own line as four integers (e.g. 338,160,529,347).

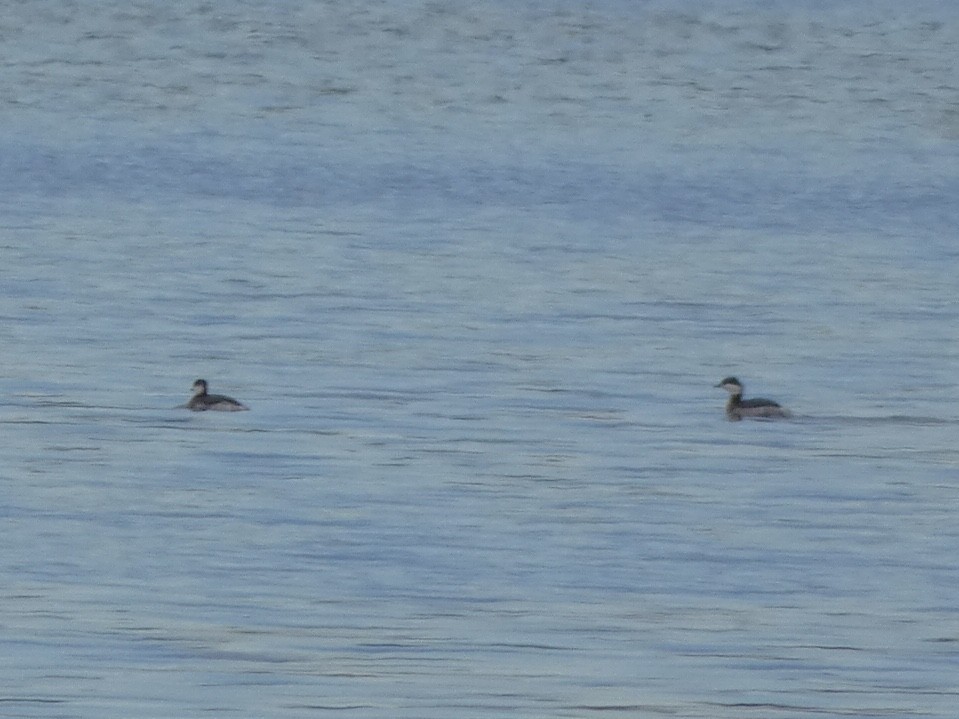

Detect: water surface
2,2,959,717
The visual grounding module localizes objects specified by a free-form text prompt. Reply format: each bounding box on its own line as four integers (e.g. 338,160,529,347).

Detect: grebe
186,379,248,411
716,376,790,421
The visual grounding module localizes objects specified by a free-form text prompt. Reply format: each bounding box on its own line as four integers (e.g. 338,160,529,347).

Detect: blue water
2,2,959,717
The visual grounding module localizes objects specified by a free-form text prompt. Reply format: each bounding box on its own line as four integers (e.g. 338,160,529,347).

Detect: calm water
2,2,959,717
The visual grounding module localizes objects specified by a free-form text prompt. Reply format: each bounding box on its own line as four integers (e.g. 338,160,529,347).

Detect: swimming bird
186,379,248,411
716,376,790,421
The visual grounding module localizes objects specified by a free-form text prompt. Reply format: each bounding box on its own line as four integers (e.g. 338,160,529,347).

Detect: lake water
2,1,959,717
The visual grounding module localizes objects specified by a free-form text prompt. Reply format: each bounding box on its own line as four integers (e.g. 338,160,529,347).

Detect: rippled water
2,2,959,717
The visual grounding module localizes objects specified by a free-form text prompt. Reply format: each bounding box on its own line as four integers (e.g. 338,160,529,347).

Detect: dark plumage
716,376,790,421
186,379,248,411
